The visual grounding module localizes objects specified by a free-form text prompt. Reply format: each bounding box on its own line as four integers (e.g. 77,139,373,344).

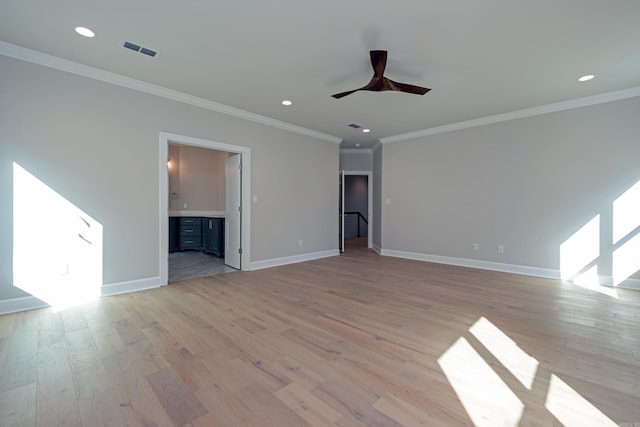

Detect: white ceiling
1,1,640,149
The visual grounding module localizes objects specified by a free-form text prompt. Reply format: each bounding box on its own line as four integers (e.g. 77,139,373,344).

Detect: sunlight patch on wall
559,179,640,290
612,232,640,286
545,374,618,426
438,336,524,427
612,180,640,245
469,317,539,390
612,179,640,286
560,215,599,281
13,163,103,312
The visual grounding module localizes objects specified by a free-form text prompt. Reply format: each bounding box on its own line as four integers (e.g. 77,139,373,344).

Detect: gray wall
381,96,640,280
339,150,373,171
0,54,339,301
168,144,226,213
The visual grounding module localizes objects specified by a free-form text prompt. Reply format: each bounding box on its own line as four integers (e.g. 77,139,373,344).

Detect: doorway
159,132,251,286
340,171,372,252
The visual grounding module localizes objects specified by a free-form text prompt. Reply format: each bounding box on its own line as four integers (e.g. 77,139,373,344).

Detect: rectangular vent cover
122,41,158,58
140,47,157,57
123,41,141,52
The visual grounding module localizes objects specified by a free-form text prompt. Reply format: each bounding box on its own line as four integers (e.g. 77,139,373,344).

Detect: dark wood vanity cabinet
178,217,202,250
169,216,224,256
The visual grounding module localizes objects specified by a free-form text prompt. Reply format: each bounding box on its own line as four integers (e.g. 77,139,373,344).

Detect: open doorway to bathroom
159,132,251,286
167,143,236,282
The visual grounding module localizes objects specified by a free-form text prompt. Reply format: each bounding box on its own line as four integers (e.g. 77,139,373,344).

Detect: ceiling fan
331,50,431,99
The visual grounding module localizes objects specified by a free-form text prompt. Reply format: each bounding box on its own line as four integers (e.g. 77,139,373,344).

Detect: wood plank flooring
1,243,639,426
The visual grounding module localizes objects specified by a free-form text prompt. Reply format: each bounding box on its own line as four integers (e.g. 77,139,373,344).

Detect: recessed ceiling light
281,100,292,106
578,74,595,82
75,26,95,38
362,129,371,133
355,143,361,147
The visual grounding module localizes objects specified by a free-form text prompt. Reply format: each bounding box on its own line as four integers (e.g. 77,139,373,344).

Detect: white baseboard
249,249,339,271
101,277,161,297
380,249,561,280
0,295,49,315
613,277,640,291
372,243,382,255
0,277,161,315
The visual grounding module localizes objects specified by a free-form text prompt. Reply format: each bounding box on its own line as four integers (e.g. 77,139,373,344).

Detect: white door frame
159,132,251,285
343,171,373,249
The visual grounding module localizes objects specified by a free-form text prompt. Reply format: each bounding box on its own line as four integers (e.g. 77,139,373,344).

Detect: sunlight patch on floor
469,317,539,389
545,374,618,427
439,316,619,427
438,336,524,427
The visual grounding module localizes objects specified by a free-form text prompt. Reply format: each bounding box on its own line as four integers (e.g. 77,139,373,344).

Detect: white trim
380,249,561,279
160,132,252,285
617,278,640,291
343,171,373,249
597,276,640,291
372,243,383,255
339,148,373,154
0,41,341,144
101,277,160,297
380,86,640,144
0,296,48,315
249,249,339,271
0,277,161,315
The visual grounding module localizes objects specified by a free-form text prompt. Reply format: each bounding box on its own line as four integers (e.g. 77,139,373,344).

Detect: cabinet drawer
179,236,201,249
179,217,201,226
179,225,201,236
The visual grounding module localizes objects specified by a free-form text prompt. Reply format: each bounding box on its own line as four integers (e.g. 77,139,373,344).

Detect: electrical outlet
473,243,479,251
498,245,504,253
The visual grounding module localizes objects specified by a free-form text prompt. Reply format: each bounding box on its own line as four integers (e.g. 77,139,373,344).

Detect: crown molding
381,86,640,144
0,41,342,144
339,148,373,154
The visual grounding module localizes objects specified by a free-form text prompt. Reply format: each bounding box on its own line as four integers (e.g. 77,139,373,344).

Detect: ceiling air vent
140,47,157,57
122,40,158,58
348,123,362,129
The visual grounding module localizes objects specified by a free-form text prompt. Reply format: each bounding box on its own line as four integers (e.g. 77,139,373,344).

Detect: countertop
169,210,225,218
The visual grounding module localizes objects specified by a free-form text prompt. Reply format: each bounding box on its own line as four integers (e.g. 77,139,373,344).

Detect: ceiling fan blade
331,89,360,99
385,78,431,95
370,50,387,77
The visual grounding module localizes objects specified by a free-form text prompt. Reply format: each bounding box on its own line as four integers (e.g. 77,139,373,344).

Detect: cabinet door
203,218,214,253
211,218,221,255
169,217,179,253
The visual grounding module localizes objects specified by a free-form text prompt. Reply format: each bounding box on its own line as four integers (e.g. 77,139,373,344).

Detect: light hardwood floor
1,243,639,426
